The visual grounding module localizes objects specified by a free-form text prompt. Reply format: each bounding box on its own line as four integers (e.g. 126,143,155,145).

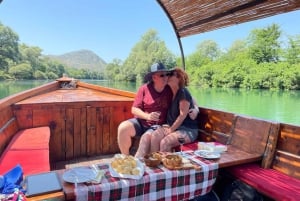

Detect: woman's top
167,88,198,129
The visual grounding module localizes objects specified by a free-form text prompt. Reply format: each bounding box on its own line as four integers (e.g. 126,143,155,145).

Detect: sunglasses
167,71,177,77
158,73,169,78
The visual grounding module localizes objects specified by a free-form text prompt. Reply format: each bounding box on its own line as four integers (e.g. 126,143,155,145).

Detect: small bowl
144,153,161,167
164,154,182,167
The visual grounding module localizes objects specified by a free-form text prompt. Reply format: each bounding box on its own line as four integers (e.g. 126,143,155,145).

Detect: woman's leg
160,131,191,152
150,128,165,153
135,132,152,158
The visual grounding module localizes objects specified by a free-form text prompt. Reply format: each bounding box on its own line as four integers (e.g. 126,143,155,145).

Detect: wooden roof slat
158,0,300,38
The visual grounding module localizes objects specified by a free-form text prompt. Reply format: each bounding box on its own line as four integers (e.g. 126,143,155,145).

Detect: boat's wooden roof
157,0,300,38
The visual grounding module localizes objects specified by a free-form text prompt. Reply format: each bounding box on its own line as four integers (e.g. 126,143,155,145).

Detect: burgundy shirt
133,82,173,127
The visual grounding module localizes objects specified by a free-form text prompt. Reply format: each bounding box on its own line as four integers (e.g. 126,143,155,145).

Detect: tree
120,29,176,82
196,40,221,62
104,59,122,80
19,43,42,72
0,23,19,71
8,63,33,79
248,24,281,63
284,35,300,64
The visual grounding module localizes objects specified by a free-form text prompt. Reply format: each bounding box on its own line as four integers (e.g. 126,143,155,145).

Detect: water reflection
188,87,300,125
0,80,299,125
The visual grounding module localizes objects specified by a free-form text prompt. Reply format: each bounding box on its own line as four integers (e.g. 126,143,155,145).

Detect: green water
0,80,299,126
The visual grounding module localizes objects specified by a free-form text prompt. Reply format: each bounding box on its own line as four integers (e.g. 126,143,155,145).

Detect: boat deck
15,87,134,105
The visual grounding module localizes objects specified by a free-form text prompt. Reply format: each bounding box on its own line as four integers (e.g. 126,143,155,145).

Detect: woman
117,62,173,155
135,67,199,157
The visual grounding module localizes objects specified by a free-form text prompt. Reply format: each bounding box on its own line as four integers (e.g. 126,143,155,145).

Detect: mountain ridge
45,49,107,72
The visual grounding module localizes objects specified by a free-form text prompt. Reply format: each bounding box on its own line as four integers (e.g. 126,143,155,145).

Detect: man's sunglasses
159,71,175,77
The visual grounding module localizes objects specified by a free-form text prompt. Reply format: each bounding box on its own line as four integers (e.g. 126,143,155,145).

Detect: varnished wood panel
271,123,300,178
0,118,18,154
14,108,33,129
87,106,97,156
0,106,18,155
80,108,87,157
199,107,235,135
73,108,82,158
229,116,272,155
261,122,280,168
277,124,300,155
38,108,66,162
97,107,104,154
272,150,300,179
0,107,13,127
65,108,74,160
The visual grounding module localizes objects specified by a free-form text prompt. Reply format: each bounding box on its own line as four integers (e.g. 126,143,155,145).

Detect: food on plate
111,154,140,175
162,154,182,169
144,152,162,167
197,142,227,153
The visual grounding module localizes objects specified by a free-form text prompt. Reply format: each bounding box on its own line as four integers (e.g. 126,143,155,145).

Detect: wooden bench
0,126,51,176
226,122,300,201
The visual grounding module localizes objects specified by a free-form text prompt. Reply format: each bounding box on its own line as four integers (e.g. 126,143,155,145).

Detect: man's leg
117,120,136,155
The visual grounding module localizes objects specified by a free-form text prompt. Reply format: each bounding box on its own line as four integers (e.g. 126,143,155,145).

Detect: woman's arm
169,99,190,132
188,97,199,120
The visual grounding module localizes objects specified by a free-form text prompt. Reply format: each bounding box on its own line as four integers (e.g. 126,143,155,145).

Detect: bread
144,152,162,167
111,154,140,175
162,154,182,169
162,154,201,170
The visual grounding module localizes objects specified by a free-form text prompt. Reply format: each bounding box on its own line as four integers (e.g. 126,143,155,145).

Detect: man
117,62,173,155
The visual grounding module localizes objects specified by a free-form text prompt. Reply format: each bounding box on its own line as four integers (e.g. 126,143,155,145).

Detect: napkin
0,164,25,194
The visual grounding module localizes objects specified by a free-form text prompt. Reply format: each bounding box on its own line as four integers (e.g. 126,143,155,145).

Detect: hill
46,49,107,72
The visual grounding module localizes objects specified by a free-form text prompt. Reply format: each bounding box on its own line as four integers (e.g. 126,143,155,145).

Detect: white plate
194,150,221,159
62,167,97,183
109,157,144,180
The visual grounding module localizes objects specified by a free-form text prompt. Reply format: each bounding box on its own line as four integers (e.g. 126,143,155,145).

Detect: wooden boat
1,1,300,200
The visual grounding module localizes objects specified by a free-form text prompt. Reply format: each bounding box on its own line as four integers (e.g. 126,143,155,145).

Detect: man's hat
144,62,168,82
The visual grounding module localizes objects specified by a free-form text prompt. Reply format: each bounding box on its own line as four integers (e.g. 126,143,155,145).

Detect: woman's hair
173,67,189,88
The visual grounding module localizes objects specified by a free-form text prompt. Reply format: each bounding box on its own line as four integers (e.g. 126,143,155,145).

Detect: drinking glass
155,111,161,125
177,133,186,155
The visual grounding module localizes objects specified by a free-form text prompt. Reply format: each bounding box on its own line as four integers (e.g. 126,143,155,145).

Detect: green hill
46,49,106,72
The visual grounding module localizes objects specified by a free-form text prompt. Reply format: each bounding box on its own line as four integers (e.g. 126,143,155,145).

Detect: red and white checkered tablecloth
75,151,218,201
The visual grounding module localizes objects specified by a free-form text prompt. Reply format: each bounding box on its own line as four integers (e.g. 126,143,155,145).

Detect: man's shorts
128,118,156,136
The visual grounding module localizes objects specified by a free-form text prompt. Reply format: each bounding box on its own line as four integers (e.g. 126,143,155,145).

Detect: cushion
0,149,50,176
0,127,50,176
7,127,50,150
227,163,300,201
173,142,198,152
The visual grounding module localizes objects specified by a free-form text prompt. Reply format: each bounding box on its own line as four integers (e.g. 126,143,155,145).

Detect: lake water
1,79,299,126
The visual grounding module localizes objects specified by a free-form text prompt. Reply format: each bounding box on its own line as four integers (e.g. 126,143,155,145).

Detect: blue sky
1,0,300,63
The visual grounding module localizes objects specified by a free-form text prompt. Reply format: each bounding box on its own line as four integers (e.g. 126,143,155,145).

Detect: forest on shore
1,22,299,90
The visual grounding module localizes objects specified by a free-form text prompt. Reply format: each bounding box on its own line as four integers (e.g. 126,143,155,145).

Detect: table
57,152,218,201
217,145,262,168
181,144,262,168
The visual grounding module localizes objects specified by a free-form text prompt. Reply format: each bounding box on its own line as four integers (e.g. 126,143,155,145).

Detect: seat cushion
7,127,50,150
173,142,198,152
0,149,50,176
227,163,300,201
0,127,50,175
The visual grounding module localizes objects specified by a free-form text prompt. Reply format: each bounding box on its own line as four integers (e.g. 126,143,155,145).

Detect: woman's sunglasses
159,73,169,78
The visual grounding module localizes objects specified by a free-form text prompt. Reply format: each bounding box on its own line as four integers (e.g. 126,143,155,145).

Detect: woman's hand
188,108,199,120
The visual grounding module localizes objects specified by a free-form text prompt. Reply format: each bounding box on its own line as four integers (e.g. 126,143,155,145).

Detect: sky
1,0,300,63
